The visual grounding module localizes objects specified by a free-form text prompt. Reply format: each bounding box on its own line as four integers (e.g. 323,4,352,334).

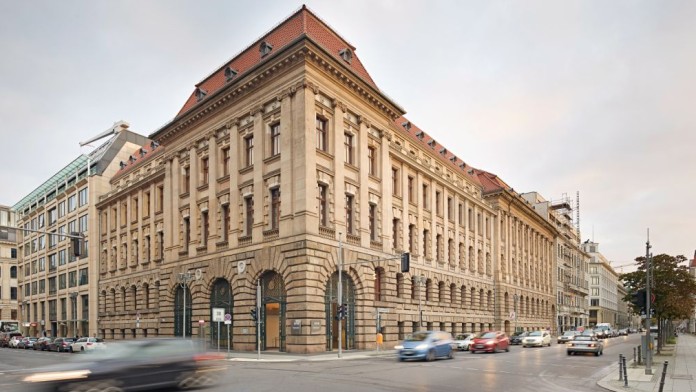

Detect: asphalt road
0,334,641,392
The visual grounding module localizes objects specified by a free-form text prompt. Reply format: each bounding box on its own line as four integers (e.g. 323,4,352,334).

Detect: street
0,334,641,392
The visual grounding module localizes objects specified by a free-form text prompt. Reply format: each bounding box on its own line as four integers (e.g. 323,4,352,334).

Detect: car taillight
86,342,93,345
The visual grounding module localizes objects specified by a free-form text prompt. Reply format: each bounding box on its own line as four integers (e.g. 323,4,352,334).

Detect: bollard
637,345,642,365
619,354,624,381
633,347,637,365
658,361,669,392
623,355,629,387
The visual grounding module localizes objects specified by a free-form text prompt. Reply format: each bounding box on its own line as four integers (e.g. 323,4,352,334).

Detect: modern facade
616,282,630,329
13,124,149,338
582,240,619,327
690,251,696,333
0,206,19,324
95,6,557,353
521,192,589,333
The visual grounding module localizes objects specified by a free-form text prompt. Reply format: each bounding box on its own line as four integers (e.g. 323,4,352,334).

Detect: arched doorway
260,271,286,352
324,272,356,351
210,278,233,349
174,285,192,337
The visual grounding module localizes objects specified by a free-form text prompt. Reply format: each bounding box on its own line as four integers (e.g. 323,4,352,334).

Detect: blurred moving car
48,338,76,352
21,338,224,392
470,331,509,354
509,331,529,345
18,337,38,349
567,335,604,356
522,331,551,348
33,337,54,351
70,337,106,353
397,331,455,361
453,333,475,351
618,328,628,336
557,331,578,344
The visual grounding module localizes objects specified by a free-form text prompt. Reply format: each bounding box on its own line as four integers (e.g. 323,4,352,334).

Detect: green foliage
619,254,696,320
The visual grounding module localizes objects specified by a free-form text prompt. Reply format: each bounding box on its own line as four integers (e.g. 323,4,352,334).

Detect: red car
470,331,510,353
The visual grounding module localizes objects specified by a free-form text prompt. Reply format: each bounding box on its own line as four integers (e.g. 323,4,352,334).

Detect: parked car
567,335,604,356
522,331,551,347
21,338,223,391
48,338,76,352
470,331,509,354
0,332,23,348
510,331,529,345
557,331,579,344
9,336,23,349
70,337,106,353
453,333,475,351
397,331,455,361
33,337,54,351
618,328,628,336
18,337,38,349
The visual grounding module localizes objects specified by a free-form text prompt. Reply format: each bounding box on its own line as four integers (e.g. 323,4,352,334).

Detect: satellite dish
237,260,246,274
195,269,202,281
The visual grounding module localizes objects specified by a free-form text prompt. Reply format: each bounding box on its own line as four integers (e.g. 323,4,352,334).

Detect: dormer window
459,162,466,169
195,87,207,102
402,121,411,131
129,155,137,163
260,41,273,57
415,131,424,140
139,148,147,157
339,48,352,63
449,155,457,163
224,66,238,82
150,141,160,150
427,139,436,148
440,147,447,155
119,161,127,170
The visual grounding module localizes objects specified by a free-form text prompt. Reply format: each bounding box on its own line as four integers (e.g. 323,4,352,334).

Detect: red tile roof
474,169,511,194
176,5,377,117
114,143,163,177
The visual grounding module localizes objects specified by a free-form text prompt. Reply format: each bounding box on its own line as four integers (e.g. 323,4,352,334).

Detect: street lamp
513,294,519,334
70,292,79,337
178,272,194,339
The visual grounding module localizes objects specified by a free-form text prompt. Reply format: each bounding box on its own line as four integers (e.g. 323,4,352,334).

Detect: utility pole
645,230,653,375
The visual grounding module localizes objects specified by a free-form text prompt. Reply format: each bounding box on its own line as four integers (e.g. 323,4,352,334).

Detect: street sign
224,320,231,325
199,320,205,325
377,307,389,313
212,308,225,322
224,313,232,321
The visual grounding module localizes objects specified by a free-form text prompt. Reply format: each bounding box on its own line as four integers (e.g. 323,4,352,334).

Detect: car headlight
415,344,428,350
485,341,494,345
23,370,91,383
394,345,404,350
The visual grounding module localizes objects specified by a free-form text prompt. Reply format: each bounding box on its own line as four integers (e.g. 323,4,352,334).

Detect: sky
1,0,694,267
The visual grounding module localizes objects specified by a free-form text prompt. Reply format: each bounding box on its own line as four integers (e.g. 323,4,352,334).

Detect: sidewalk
598,333,696,392
224,348,397,362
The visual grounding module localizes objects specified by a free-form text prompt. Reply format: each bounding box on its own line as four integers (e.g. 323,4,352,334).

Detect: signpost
213,308,224,352
224,313,232,354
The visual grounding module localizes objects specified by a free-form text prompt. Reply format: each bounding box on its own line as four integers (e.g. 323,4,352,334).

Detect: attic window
119,161,127,170
459,162,466,169
339,48,352,63
225,66,238,82
427,139,436,148
415,131,424,140
129,155,137,163
150,141,160,150
440,147,447,155
139,148,147,158
260,41,273,57
402,121,411,131
449,155,457,163
195,87,207,102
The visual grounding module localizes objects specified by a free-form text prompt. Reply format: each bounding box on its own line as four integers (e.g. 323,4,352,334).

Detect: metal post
217,321,220,352
338,233,343,359
658,361,668,392
638,345,642,365
257,278,261,360
645,230,653,375
418,276,424,329
178,272,192,339
634,347,637,365
623,355,629,387
514,294,519,334
227,324,230,355
619,354,624,381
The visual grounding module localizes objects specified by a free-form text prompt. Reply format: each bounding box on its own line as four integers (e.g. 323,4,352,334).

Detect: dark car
510,331,529,345
48,338,76,353
471,331,510,354
33,337,54,351
20,339,224,392
18,337,38,349
397,330,455,361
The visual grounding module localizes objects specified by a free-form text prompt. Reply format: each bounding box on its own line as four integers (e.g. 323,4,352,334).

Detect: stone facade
0,206,18,324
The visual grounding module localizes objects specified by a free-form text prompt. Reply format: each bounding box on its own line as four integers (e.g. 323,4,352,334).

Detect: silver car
567,335,604,356
453,333,475,351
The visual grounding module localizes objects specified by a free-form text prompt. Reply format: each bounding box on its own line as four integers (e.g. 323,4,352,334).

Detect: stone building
13,124,149,338
96,6,557,352
582,240,619,327
0,206,18,326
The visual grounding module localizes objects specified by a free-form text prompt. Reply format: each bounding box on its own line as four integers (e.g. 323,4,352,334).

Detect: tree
620,253,696,351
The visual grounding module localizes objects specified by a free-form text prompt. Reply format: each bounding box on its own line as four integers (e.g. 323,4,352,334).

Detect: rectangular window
436,191,442,216
58,201,66,218
39,279,45,294
345,194,354,234
344,133,354,165
458,203,463,225
48,208,57,225
367,146,376,176
157,186,164,213
78,187,88,206
408,176,415,204
392,219,400,250
422,184,429,210
58,250,66,266
79,214,88,233
68,195,77,212
10,287,17,300
392,167,400,196
79,268,88,285
38,257,45,272
143,192,150,217
221,204,229,242
244,136,254,167
38,235,45,250
316,116,328,151
369,203,377,241
221,147,230,176
183,166,190,193
201,157,209,185
68,271,77,288
270,188,280,230
201,211,209,246
270,123,280,156
318,184,328,227
245,196,254,235
183,217,190,250
49,254,57,270
68,220,76,234
447,197,453,221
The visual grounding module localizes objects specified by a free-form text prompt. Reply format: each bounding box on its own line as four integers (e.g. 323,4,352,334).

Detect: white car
453,333,476,351
522,331,551,347
70,337,106,353
8,336,22,349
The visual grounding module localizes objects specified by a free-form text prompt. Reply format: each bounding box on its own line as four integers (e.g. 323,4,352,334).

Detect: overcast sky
1,0,694,267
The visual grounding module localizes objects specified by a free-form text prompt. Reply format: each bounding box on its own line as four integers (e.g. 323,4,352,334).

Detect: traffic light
336,304,348,320
250,308,257,322
631,289,646,313
401,252,410,273
342,303,348,319
70,232,84,258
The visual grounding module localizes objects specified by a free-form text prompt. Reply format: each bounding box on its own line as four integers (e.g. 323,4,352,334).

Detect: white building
582,240,618,327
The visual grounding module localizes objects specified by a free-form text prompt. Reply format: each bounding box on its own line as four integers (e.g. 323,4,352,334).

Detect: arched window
425,279,432,301
10,266,17,278
438,281,445,302
479,288,484,309
461,286,467,308
142,283,150,309
450,283,456,304
396,273,403,299
130,285,137,311
374,267,385,301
